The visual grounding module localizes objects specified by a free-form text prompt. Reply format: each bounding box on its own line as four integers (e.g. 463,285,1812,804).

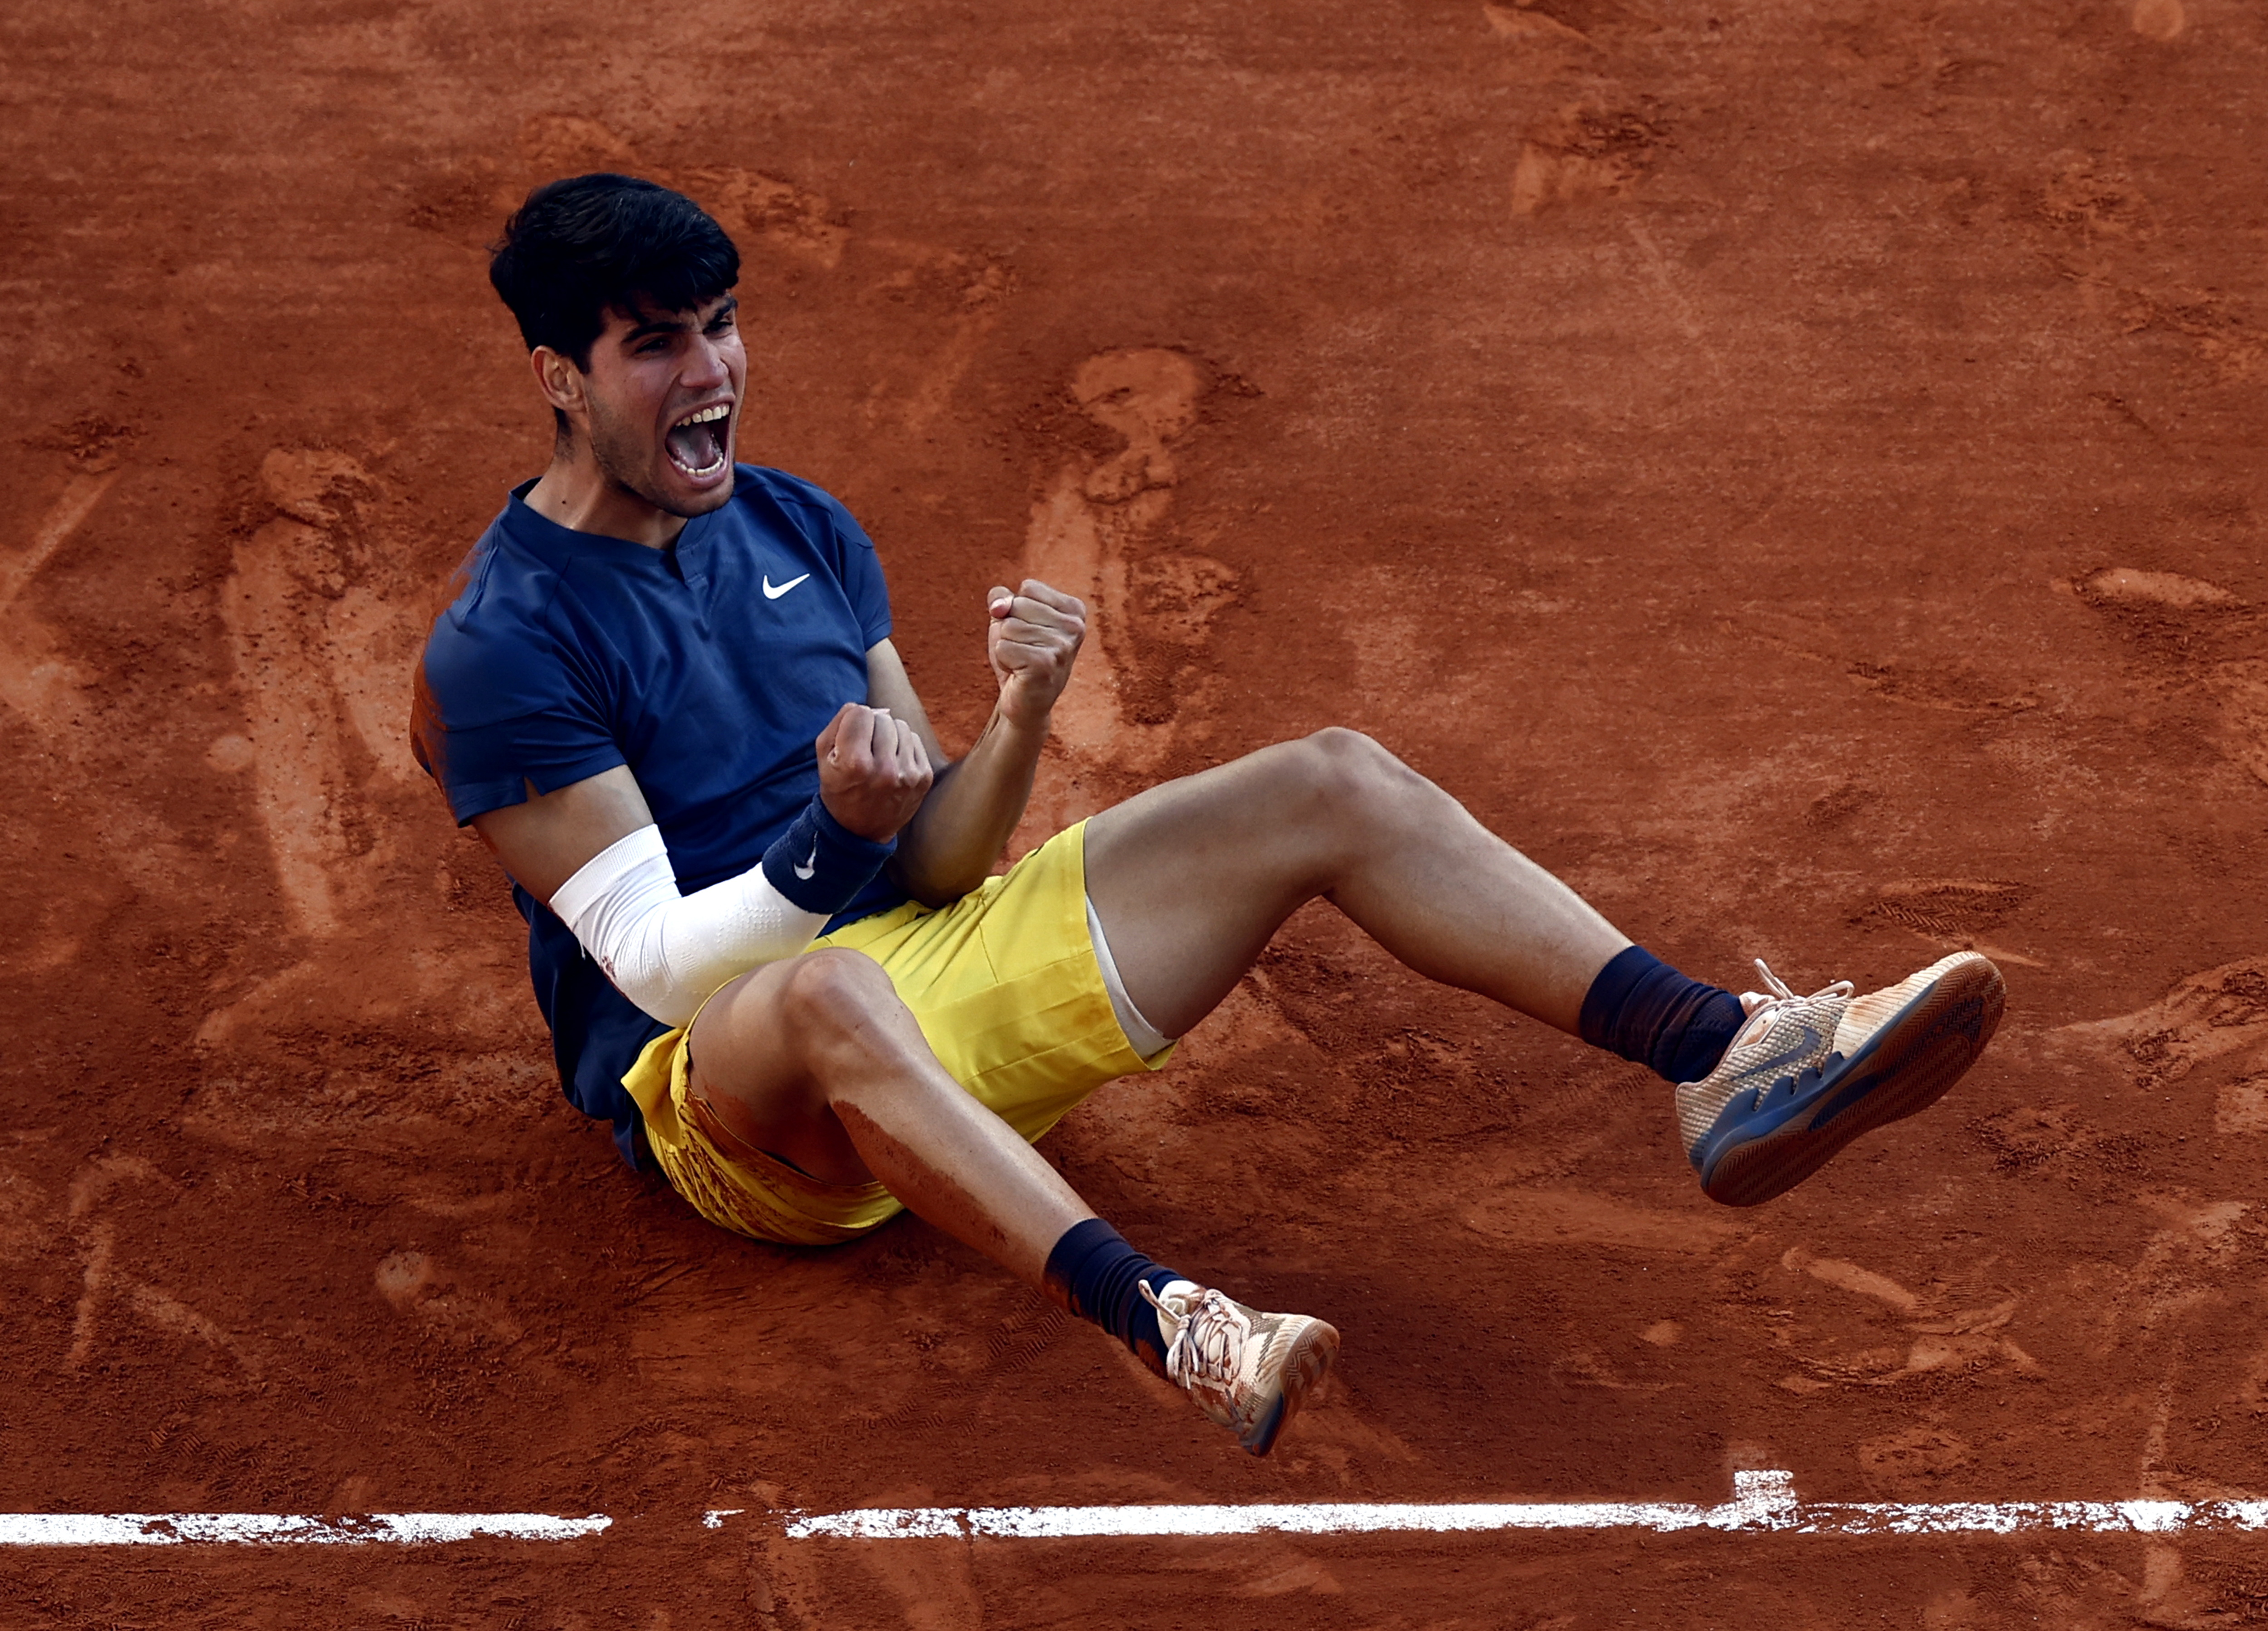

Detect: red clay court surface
4,0,2268,1624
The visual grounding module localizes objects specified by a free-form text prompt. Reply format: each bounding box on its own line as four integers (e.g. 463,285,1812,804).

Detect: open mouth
665,401,732,479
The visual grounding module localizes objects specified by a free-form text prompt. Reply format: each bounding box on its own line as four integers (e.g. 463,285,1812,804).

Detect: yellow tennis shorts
620,820,1172,1246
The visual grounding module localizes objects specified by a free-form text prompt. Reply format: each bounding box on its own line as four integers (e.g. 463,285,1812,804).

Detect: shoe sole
1697,955,2005,1208
1243,1318,1341,1457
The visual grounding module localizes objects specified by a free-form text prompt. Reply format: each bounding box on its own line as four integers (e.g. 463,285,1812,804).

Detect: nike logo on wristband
763,573,811,600
794,838,817,881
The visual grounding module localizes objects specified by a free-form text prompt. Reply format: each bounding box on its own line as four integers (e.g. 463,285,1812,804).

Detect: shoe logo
793,838,817,882
1745,1023,1823,1084
763,572,811,600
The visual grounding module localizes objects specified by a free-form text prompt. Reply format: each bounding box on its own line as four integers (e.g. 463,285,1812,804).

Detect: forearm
890,705,1048,904
554,809,894,1026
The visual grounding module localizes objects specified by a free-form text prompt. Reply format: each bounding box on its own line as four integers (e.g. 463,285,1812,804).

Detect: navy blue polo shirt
413,464,906,1167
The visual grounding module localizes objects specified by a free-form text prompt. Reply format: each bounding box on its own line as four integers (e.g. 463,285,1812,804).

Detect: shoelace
1740,959,1854,1108
1742,959,1853,1027
1140,1282,1249,1392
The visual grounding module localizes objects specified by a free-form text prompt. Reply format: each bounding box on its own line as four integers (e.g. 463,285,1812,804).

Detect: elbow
609,953,703,1030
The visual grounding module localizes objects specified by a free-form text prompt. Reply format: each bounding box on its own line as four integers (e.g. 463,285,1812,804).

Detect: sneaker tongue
1734,1003,1779,1048
1149,1279,1203,1336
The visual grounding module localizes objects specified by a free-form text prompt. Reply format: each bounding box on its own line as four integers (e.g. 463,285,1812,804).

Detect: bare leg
1084,728,1631,1040
686,948,1092,1289
683,730,1622,1293
685,944,1334,1459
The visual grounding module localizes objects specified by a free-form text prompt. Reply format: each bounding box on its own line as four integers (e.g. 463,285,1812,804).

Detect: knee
1289,727,1416,813
775,948,895,1044
1245,729,1421,867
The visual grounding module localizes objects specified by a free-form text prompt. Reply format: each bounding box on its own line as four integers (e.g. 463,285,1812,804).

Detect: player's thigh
1081,730,1388,1036
683,947,912,1184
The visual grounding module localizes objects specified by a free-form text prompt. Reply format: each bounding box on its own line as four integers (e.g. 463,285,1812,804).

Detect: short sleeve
412,547,626,825
829,498,892,648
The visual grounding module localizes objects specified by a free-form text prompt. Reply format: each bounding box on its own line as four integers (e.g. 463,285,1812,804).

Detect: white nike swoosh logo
763,573,811,600
793,838,817,881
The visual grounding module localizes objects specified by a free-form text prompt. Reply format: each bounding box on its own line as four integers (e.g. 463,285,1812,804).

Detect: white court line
0,1513,609,1547
21,1474,2265,1546
778,1471,2268,1540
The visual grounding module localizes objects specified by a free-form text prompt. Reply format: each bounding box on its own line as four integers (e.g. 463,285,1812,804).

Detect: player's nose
680,334,732,389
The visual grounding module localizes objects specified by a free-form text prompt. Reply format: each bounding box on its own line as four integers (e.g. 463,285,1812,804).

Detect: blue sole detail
1695,958,2004,1208
1246,1396,1289,1457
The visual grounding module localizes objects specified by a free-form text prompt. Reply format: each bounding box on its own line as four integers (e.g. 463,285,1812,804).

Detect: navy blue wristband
762,796,896,916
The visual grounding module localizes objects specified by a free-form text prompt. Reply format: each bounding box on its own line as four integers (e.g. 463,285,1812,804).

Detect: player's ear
530,346,587,419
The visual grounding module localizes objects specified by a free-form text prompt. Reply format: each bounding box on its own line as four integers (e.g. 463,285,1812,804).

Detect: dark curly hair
489,174,740,372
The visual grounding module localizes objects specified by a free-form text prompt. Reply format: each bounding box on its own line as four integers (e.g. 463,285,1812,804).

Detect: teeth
677,403,731,426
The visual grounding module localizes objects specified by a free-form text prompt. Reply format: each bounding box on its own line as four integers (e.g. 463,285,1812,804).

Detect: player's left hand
986,579,1085,729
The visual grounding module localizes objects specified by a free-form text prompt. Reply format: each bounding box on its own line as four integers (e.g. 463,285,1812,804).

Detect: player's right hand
815,702,933,842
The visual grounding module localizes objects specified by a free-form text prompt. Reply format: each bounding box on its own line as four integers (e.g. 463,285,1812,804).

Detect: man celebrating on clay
413,174,2006,1458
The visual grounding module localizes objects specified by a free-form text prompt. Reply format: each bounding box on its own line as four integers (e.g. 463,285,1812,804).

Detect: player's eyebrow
621,296,737,343
621,309,694,343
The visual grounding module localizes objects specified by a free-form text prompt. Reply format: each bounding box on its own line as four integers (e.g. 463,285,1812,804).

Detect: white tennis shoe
1679,952,2005,1207
1141,1279,1338,1456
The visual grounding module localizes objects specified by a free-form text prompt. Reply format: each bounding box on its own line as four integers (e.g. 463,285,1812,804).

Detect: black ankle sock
1043,1218,1183,1376
1579,945,1746,1085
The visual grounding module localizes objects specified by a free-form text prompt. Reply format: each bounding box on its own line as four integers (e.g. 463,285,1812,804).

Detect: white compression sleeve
549,825,829,1029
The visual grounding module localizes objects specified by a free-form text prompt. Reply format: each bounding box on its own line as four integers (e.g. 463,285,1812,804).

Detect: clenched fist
987,579,1085,730
816,703,933,841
